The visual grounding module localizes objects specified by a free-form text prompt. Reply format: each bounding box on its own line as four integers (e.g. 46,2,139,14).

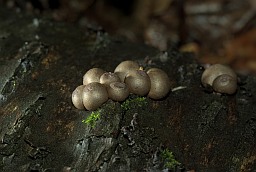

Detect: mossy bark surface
0,7,255,172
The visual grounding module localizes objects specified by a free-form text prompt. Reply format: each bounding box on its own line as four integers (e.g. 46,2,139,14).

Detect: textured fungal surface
100,72,121,86
114,60,140,82
83,68,105,85
201,64,237,94
82,82,108,110
201,64,237,87
212,74,237,94
147,68,171,99
72,85,85,109
107,82,129,101
125,69,151,96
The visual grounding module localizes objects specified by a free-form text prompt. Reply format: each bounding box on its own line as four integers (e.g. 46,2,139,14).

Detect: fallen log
0,7,255,172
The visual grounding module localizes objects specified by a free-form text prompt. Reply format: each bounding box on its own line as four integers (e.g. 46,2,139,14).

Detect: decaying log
0,7,255,172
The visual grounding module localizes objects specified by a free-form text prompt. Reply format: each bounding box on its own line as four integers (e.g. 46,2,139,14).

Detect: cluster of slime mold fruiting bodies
72,60,171,110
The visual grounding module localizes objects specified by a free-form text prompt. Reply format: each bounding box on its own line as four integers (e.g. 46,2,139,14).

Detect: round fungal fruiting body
100,72,121,86
201,64,237,87
83,68,105,85
114,60,140,82
72,85,86,109
125,69,151,96
212,74,237,94
107,82,130,101
82,82,108,111
147,68,171,99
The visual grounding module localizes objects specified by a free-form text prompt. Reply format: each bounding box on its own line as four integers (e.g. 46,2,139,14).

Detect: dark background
1,0,256,72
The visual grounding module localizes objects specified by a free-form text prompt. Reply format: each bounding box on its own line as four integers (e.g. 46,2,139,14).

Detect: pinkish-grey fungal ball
212,74,237,94
83,68,105,85
100,72,121,86
114,60,140,82
201,64,236,87
82,82,108,110
147,68,171,99
125,69,151,96
107,82,130,101
72,85,86,109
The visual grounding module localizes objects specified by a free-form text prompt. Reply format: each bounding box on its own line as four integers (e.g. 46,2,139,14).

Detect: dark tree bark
0,7,255,172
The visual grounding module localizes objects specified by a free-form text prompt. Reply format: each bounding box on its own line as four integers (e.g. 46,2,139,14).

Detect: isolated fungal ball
82,82,108,111
107,82,130,101
212,74,237,94
201,63,238,94
114,60,140,82
201,64,237,87
100,72,121,86
72,85,86,109
147,68,171,99
125,69,151,96
83,68,105,85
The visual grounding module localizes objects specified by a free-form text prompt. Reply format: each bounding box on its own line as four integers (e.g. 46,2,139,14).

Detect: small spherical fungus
212,74,237,94
83,68,105,85
147,68,171,99
114,60,140,82
201,64,238,94
201,64,236,87
82,82,108,111
125,69,151,96
107,82,130,101
72,85,86,109
100,72,121,86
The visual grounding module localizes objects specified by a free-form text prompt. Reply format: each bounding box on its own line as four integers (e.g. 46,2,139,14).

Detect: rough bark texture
0,7,256,172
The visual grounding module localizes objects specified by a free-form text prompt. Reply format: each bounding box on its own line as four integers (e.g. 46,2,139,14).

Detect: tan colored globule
82,82,108,111
107,82,130,101
125,69,151,96
212,74,237,94
100,72,121,86
114,60,140,82
147,68,171,99
201,64,236,87
72,85,86,109
83,68,105,85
